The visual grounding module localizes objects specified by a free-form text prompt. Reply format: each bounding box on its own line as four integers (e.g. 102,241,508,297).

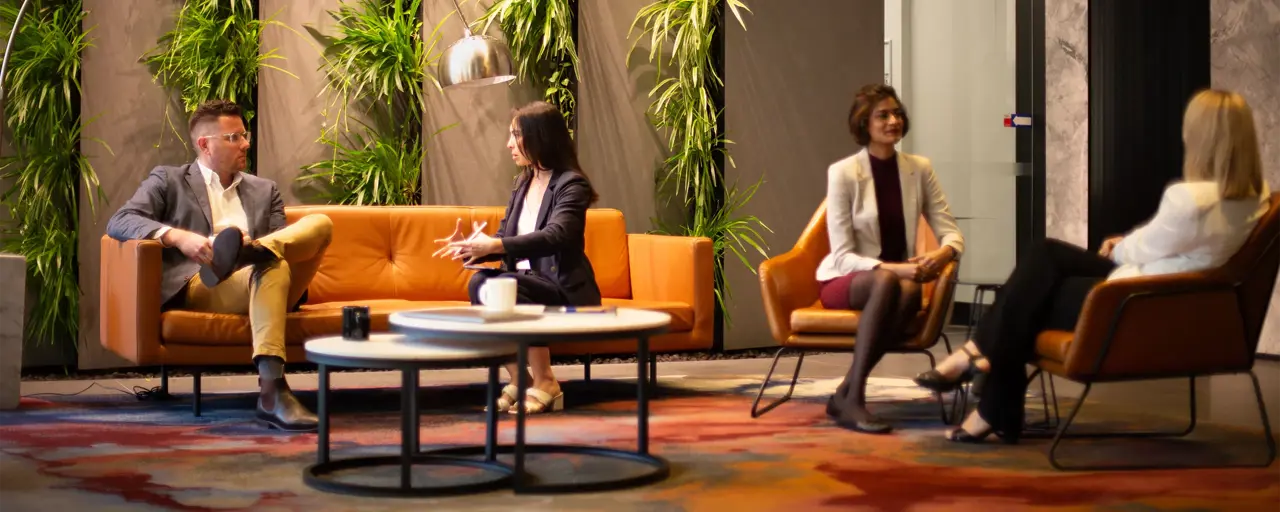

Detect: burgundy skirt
818,271,870,310
820,271,926,312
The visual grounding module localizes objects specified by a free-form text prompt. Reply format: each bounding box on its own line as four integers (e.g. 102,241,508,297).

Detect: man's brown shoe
256,377,318,432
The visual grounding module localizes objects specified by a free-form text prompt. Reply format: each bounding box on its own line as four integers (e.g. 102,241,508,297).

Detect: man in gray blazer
106,100,333,432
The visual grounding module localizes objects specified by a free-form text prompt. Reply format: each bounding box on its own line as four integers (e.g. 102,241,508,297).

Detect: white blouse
515,183,542,270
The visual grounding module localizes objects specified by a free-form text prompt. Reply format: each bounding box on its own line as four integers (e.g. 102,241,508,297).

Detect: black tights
833,268,923,421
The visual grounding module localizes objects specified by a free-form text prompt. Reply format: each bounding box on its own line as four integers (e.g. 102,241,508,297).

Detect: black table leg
638,336,650,455
318,364,329,465
420,337,669,495
303,358,512,497
400,369,420,490
486,365,499,462
514,344,529,490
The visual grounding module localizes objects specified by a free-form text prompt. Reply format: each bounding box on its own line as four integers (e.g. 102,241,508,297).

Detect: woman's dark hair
513,101,599,204
847,83,910,146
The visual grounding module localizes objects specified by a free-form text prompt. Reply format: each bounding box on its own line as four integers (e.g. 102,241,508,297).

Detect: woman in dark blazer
443,101,602,415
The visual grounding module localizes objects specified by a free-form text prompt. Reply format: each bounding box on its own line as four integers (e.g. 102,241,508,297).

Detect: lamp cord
447,0,474,36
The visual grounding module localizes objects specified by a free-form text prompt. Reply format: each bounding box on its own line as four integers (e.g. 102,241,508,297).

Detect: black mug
342,305,371,341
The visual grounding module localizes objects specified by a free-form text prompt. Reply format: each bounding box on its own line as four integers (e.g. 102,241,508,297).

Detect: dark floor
16,327,1280,431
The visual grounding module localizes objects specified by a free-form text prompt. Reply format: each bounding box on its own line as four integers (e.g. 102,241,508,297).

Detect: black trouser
468,269,570,306
975,239,1116,439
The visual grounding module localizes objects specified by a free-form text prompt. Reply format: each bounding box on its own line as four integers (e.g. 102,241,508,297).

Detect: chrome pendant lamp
437,0,516,89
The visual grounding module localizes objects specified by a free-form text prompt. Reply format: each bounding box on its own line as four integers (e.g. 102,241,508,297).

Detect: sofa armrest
759,246,824,344
99,236,164,365
628,234,714,342
1064,271,1246,381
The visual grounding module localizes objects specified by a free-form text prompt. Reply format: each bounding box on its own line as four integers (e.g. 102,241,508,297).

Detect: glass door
888,0,1034,311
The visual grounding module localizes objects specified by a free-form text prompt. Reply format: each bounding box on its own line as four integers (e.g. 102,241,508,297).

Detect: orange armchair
1030,193,1279,470
754,200,962,421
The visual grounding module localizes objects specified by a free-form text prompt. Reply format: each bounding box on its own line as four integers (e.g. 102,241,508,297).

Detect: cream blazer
816,149,965,282
1108,180,1271,280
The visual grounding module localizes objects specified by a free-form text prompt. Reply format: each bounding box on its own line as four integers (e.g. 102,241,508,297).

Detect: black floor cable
20,381,172,401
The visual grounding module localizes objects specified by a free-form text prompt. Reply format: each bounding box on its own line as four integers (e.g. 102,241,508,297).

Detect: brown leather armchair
754,200,962,421
1031,192,1279,470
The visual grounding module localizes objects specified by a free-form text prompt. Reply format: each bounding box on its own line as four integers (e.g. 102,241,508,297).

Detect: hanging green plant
141,0,295,166
473,0,579,133
297,0,453,206
629,0,768,325
0,0,109,348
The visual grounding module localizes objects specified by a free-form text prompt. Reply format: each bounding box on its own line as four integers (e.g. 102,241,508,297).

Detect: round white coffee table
388,307,672,494
302,333,519,497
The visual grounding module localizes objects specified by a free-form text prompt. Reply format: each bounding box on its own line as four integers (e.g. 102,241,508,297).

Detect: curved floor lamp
0,0,32,143
436,0,515,88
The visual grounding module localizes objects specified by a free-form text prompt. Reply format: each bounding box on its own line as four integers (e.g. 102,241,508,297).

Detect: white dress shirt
1108,180,1271,280
153,160,250,244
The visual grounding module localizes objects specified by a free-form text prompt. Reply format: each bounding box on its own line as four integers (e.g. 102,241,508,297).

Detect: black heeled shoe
914,346,988,393
945,425,1018,445
836,415,893,435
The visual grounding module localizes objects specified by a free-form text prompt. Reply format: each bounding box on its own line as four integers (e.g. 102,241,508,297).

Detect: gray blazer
105,162,285,306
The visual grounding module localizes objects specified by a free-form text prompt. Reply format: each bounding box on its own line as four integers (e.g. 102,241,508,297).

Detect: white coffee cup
479,277,517,313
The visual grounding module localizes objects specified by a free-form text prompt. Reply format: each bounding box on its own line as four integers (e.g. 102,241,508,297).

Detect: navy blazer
483,169,602,306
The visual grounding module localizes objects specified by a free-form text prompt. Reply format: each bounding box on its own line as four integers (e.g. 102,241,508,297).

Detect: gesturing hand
447,232,501,264
432,218,488,259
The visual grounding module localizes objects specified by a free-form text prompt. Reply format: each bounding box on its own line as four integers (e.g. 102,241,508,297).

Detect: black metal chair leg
750,348,805,418
1046,375,1270,470
583,355,592,382
918,350,955,425
192,371,202,417
1248,370,1277,466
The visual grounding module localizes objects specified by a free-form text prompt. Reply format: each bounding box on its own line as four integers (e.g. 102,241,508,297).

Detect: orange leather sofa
100,205,713,376
1029,192,1279,470
754,200,962,421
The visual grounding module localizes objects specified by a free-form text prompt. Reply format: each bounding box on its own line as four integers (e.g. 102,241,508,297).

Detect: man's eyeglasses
200,131,252,144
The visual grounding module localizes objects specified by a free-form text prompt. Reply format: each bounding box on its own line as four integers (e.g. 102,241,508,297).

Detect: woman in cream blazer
914,89,1273,445
819,84,965,435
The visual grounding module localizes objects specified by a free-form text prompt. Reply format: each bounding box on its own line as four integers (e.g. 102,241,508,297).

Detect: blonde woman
914,89,1271,443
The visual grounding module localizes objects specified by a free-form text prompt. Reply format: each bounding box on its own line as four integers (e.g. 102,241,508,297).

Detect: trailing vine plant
142,0,295,169
0,0,108,348
629,0,768,324
297,0,452,205
473,0,579,134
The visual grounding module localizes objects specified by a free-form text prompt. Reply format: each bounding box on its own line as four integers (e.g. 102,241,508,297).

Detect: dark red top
869,152,907,263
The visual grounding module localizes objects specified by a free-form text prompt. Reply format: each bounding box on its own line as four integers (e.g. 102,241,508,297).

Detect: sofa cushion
285,206,479,303
160,300,467,346
583,210,632,299
790,298,929,334
601,298,693,332
161,299,691,347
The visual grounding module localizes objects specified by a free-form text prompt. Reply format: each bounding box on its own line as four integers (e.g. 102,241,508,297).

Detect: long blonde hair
1181,89,1264,199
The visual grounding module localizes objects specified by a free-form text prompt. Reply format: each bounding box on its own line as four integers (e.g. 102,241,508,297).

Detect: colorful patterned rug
1,374,1276,511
